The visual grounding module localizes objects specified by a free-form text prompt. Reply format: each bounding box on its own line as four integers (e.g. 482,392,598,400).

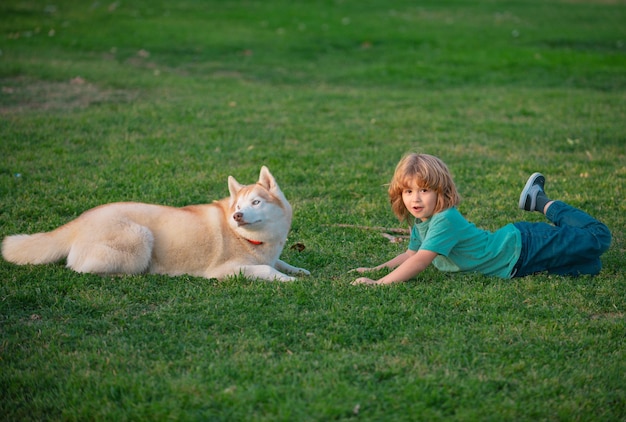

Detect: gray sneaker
519,172,545,211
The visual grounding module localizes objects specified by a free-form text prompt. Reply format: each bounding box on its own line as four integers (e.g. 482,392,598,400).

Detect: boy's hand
350,267,373,274
351,277,379,285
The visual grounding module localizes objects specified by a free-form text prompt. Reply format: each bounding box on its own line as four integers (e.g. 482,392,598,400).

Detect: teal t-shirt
408,207,522,279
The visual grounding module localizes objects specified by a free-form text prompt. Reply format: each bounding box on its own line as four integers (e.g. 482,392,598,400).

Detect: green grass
1,0,625,420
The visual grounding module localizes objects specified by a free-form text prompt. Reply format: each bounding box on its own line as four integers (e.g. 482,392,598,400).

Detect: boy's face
402,184,438,221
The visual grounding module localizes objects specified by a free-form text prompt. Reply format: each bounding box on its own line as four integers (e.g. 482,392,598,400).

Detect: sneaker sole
518,172,545,210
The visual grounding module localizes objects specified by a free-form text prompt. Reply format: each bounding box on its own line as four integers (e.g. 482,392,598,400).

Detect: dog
1,166,310,281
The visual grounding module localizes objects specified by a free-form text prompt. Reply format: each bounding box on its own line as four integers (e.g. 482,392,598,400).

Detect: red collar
246,239,263,245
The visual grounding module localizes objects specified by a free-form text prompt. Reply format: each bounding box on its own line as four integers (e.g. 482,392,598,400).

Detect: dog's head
227,166,292,242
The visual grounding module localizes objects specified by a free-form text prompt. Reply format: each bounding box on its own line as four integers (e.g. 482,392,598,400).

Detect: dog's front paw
296,267,310,276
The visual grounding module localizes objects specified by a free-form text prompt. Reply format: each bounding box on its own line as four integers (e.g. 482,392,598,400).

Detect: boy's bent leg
514,218,608,277
545,201,612,255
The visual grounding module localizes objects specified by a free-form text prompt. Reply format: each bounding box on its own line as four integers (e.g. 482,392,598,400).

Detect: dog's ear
228,175,243,198
258,166,277,192
259,165,292,216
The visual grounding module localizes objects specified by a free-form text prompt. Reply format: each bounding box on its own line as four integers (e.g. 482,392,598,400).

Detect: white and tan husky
2,166,309,281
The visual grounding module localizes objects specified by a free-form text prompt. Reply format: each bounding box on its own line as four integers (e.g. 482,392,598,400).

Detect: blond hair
388,153,461,222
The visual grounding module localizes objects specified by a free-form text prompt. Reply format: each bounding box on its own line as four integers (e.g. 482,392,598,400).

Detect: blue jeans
511,201,612,277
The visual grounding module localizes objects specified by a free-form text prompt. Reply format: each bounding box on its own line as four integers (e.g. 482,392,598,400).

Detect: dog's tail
2,227,73,266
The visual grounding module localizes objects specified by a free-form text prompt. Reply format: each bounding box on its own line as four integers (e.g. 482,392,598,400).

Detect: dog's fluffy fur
2,166,309,281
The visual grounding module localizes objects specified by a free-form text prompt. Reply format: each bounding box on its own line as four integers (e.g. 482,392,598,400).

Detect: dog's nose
233,212,244,222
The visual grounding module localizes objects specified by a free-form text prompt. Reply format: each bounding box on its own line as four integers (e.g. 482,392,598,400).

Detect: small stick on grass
329,224,410,242
329,223,410,234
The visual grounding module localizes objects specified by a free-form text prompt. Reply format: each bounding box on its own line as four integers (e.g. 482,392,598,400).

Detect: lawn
1,0,625,420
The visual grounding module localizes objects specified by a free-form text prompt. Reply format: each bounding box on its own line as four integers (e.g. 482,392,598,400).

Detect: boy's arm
353,249,437,285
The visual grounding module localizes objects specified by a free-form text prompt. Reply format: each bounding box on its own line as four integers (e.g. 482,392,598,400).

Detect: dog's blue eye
252,200,260,206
